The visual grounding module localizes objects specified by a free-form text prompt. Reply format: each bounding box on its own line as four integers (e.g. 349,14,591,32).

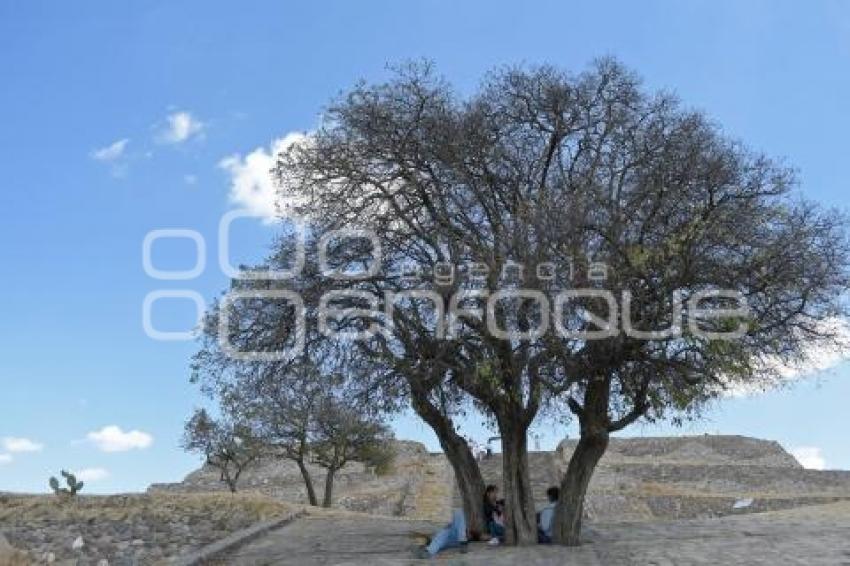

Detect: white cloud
2,437,44,453
184,174,198,186
790,446,826,470
90,138,129,161
86,426,153,452
723,317,850,397
771,318,850,379
75,468,110,482
218,132,308,221
0,454,12,465
159,111,204,144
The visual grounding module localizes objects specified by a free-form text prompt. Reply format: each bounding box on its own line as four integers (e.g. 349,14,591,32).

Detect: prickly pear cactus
49,469,84,497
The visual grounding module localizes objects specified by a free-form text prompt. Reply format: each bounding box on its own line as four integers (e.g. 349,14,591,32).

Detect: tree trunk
410,393,487,536
499,421,537,546
442,428,487,536
322,467,335,507
296,458,319,506
220,467,238,493
552,430,608,545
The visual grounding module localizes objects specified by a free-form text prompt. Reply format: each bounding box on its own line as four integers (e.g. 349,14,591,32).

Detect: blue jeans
488,520,505,542
426,509,467,556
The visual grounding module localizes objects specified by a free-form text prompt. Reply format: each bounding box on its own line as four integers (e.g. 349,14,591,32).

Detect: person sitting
483,484,506,545
537,486,559,543
412,508,473,559
413,485,508,558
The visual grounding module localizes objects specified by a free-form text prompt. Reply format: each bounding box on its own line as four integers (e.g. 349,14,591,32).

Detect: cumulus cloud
218,132,308,221
724,317,850,397
87,426,153,452
75,468,110,482
2,437,44,453
90,138,129,161
0,454,11,465
159,111,204,144
790,446,826,470
771,318,850,379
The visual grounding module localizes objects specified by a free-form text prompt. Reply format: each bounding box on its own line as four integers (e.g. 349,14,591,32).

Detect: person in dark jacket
483,484,505,545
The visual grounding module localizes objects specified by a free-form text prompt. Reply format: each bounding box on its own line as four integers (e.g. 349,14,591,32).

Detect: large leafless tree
274,59,848,545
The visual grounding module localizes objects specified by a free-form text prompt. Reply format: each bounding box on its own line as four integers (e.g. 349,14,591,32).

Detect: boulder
0,534,30,566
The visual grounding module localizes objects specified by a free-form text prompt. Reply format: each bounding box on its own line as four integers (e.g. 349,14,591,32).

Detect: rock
0,534,30,566
71,536,84,550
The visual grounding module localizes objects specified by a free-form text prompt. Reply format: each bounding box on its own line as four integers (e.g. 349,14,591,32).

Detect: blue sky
1,0,848,493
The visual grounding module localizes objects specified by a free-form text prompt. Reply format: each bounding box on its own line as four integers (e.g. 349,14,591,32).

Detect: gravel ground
0,492,294,565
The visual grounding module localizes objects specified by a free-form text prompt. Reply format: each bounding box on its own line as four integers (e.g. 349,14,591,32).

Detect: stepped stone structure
153,435,850,523
456,435,850,521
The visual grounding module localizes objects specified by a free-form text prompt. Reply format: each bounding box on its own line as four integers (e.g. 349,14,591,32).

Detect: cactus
49,470,84,497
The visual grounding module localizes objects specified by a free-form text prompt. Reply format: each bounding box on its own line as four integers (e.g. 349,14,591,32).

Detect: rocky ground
5,435,850,565
0,493,295,565
7,497,848,565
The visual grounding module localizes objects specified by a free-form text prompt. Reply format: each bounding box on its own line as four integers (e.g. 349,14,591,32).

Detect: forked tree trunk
411,393,487,535
499,421,537,546
220,468,238,493
296,458,319,506
322,468,336,507
552,429,609,545
226,469,239,493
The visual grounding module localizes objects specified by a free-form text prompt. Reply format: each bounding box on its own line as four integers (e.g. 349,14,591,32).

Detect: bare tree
275,59,849,545
191,273,401,507
311,388,395,507
182,408,262,493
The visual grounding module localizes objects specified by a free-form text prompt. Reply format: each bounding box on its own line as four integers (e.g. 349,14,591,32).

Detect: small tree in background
225,359,326,506
182,408,262,493
190,283,401,507
310,385,396,507
359,440,397,476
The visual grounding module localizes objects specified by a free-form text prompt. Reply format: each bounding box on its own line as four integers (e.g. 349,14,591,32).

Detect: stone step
451,452,561,509
585,462,850,496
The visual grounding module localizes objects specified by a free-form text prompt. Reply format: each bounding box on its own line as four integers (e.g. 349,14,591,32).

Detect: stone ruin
149,440,441,518
151,435,850,522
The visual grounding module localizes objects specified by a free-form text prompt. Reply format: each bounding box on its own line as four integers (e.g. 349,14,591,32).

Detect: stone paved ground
214,516,441,565
217,502,850,565
591,502,850,565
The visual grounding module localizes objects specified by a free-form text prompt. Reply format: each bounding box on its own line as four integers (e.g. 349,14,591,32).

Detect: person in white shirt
470,440,480,461
537,486,560,543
